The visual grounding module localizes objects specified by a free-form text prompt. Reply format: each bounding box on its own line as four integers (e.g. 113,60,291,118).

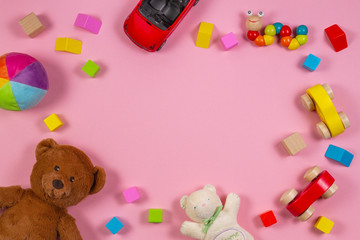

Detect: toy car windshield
139,0,190,30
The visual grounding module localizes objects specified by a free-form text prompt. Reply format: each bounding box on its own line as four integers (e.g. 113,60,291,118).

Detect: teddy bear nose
52,179,64,189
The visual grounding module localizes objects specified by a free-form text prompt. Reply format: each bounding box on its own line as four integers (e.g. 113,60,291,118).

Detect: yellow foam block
307,84,344,137
55,38,82,54
44,114,63,131
196,22,214,49
314,216,334,234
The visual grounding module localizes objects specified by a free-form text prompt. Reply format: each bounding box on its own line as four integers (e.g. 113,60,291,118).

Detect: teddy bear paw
229,192,240,199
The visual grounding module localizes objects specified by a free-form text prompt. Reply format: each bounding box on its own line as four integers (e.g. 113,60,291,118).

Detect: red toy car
280,166,338,221
124,0,199,51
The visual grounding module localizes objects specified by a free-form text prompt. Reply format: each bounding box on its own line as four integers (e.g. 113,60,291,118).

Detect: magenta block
123,187,140,203
74,13,102,34
221,32,238,50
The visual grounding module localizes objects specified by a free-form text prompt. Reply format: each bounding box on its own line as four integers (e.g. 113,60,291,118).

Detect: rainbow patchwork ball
0,52,48,111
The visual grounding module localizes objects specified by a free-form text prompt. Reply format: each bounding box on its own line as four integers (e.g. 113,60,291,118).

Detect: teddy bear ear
35,138,58,160
180,195,188,209
204,184,216,193
89,166,106,195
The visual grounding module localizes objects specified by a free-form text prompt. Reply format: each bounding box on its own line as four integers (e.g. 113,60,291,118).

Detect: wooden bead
288,38,300,50
264,25,276,36
264,35,275,45
281,36,292,47
247,31,259,41
280,25,292,37
254,35,265,46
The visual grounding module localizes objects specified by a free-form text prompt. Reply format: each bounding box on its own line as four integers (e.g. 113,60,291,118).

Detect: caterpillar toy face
246,10,263,31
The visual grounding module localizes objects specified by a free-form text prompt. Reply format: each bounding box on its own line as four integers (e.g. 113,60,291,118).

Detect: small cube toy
303,54,321,72
314,216,334,234
148,209,163,223
123,187,140,203
281,132,307,156
106,217,124,234
18,12,45,38
325,144,353,167
259,210,277,227
55,38,82,54
196,22,214,49
325,24,347,52
44,114,63,131
82,60,100,77
220,32,238,50
74,13,102,34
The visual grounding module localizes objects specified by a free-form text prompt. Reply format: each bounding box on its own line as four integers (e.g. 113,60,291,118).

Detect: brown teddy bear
0,138,106,240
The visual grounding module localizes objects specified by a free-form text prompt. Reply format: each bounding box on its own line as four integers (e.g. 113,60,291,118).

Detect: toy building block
123,187,140,203
281,132,307,156
106,217,124,234
148,209,163,223
280,166,337,221
44,114,63,131
314,216,334,234
259,210,277,227
55,38,82,54
325,144,353,167
18,12,45,38
301,84,350,139
196,22,214,49
220,32,238,50
325,24,347,52
303,54,321,72
74,13,102,34
82,60,100,77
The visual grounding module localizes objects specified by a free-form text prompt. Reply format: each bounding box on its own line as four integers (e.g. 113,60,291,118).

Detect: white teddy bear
180,185,254,240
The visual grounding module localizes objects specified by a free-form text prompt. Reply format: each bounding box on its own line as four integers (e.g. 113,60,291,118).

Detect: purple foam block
123,187,140,203
221,32,238,50
74,13,102,34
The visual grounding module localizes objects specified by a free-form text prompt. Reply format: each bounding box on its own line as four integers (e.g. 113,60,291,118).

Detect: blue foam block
303,54,321,72
325,144,354,167
106,217,124,234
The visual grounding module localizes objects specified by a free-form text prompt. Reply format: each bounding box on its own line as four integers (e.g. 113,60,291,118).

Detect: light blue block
303,54,321,72
325,144,354,167
106,217,124,234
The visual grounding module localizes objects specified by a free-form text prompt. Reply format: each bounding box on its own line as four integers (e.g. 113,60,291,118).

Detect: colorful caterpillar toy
246,10,308,50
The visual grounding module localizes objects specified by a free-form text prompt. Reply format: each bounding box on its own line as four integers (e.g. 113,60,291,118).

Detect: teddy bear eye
70,177,75,182
54,166,60,171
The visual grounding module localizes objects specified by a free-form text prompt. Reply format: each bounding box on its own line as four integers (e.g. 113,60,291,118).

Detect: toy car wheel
322,183,338,199
298,205,314,221
194,0,199,6
316,122,331,139
304,166,322,182
157,40,167,51
338,111,350,129
280,188,298,205
322,83,334,100
301,94,315,111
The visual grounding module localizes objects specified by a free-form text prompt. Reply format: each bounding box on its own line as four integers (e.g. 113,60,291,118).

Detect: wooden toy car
280,166,338,221
301,83,350,139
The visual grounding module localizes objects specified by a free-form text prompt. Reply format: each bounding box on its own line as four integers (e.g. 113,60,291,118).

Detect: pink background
1,0,359,239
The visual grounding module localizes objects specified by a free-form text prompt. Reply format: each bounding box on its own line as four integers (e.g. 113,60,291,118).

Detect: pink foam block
123,187,140,203
74,13,102,34
220,32,238,50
